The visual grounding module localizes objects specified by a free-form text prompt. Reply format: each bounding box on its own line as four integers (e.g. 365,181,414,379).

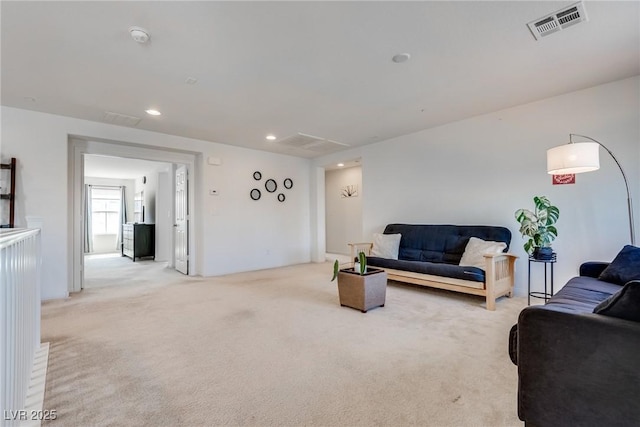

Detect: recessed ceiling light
392,53,411,63
265,135,277,140
337,163,345,167
145,109,161,116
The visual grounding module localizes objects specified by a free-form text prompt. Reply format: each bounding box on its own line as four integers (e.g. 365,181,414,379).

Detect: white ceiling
2,1,638,158
84,155,170,180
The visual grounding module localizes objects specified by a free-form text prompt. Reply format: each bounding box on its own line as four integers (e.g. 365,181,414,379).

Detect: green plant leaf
534,196,551,210
524,240,534,254
533,233,543,247
546,206,560,225
331,259,339,282
537,209,548,224
358,252,367,275
515,208,535,223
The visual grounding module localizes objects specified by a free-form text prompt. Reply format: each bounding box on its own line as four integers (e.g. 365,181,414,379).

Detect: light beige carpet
41,261,526,427
83,253,168,289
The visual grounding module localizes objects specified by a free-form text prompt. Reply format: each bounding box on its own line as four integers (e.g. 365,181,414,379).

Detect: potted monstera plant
331,252,387,313
515,196,560,260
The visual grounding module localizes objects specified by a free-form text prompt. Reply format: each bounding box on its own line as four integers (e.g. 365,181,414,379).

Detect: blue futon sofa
366,224,517,310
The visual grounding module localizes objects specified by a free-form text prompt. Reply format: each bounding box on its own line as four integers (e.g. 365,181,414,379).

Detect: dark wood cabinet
1,157,16,228
122,223,155,261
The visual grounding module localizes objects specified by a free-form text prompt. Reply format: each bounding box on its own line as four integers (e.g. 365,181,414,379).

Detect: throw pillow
598,245,640,285
459,237,507,270
593,280,640,322
370,233,402,260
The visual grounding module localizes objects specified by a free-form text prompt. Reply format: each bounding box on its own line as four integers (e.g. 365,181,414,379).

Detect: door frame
69,136,199,293
174,163,189,275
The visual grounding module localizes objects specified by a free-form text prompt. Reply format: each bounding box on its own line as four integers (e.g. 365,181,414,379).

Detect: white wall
134,172,159,224
205,154,310,274
0,107,311,300
314,76,640,295
325,166,363,254
155,170,172,262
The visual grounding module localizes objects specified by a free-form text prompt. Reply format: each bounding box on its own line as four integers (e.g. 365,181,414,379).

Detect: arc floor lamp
547,133,635,245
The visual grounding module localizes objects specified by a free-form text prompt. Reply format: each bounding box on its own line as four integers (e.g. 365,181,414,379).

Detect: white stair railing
0,229,42,427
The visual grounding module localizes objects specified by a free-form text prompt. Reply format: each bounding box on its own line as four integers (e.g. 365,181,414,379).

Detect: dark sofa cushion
580,261,610,278
594,280,640,322
367,256,485,282
382,224,511,265
545,276,622,313
598,245,640,285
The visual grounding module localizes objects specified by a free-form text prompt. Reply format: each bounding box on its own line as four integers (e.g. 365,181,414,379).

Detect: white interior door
174,165,188,274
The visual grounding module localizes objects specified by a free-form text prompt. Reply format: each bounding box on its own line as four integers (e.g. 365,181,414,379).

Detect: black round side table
528,253,556,305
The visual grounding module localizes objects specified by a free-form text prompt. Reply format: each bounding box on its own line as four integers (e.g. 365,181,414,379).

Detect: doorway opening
316,158,362,265
82,155,174,289
69,136,199,293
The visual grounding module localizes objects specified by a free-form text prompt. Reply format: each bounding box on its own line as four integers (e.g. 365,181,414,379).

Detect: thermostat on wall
208,157,222,165
209,189,218,195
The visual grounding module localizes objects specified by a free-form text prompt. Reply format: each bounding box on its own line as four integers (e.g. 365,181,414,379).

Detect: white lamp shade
547,142,600,174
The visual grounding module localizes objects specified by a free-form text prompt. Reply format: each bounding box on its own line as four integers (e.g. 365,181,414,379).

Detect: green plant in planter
515,196,560,257
331,252,367,281
355,251,367,274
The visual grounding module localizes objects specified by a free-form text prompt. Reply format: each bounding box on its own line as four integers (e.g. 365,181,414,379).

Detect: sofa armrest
517,305,640,426
579,261,610,278
483,253,518,310
483,253,518,282
348,242,373,264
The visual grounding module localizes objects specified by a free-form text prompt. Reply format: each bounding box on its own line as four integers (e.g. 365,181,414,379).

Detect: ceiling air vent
527,1,588,41
276,133,349,155
102,111,142,127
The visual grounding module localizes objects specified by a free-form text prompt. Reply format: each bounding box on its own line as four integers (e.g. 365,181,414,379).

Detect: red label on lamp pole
552,174,576,185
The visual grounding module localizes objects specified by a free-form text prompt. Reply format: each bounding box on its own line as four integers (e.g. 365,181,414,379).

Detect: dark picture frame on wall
265,179,277,193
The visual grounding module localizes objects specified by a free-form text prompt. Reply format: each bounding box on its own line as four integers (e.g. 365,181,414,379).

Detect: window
91,187,121,235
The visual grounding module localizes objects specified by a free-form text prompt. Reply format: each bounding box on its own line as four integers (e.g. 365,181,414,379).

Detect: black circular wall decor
253,171,262,180
250,189,261,201
265,179,277,193
283,178,293,189
277,193,286,202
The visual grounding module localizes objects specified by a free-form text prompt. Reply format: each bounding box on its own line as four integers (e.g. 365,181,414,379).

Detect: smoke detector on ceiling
129,26,150,44
527,1,588,41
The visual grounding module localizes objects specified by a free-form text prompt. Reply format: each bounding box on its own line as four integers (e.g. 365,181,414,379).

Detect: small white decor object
370,233,402,260
459,237,507,270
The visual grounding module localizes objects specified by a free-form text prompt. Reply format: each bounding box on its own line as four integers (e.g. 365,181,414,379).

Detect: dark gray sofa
510,258,640,426
366,224,517,310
